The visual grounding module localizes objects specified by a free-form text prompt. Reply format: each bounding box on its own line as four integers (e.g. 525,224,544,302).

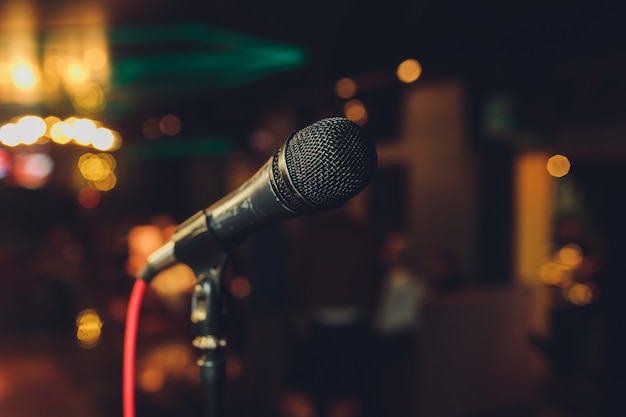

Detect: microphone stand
189,252,230,417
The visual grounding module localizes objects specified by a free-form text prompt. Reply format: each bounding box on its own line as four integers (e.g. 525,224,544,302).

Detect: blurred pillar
378,78,478,279
513,151,554,337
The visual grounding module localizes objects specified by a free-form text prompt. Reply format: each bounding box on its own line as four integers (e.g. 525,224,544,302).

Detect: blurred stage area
1,1,626,417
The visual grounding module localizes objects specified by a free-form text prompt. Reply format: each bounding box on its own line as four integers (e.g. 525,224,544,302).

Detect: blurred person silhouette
281,204,377,417
371,231,427,417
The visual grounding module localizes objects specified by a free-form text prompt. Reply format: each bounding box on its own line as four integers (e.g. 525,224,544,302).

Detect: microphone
139,117,377,282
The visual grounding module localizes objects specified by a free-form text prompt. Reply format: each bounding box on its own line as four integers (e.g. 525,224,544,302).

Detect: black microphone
139,117,377,282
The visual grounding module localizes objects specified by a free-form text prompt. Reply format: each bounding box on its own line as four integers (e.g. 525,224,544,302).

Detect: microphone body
139,117,377,282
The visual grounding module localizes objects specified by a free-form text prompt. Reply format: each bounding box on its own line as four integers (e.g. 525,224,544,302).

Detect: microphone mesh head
280,117,377,211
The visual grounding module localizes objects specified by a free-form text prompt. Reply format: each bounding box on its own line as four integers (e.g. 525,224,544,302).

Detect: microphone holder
189,252,230,417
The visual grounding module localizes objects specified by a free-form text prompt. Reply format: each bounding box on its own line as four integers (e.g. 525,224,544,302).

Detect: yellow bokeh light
67,61,88,84
73,118,98,146
539,262,572,286
335,77,357,99
73,83,106,113
547,154,571,177
84,47,108,71
396,58,422,83
558,243,583,268
568,283,594,306
78,152,112,181
344,99,368,125
90,172,117,191
76,308,103,348
10,63,37,89
50,121,72,144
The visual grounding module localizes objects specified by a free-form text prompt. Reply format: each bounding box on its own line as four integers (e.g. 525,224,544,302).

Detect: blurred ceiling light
93,127,119,151
335,77,357,99
17,115,46,144
343,99,368,125
0,123,21,147
10,63,37,90
547,154,571,177
160,114,181,136
396,58,422,83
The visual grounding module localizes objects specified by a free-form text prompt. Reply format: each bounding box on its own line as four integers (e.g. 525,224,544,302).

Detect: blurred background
0,0,625,416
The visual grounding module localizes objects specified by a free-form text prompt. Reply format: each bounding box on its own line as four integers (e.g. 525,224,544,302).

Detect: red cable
123,279,147,417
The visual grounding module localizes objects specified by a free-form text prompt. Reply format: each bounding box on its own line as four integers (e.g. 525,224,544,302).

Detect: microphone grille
281,117,377,211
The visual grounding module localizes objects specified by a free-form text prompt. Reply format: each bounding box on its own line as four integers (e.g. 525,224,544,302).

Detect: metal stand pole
190,252,229,417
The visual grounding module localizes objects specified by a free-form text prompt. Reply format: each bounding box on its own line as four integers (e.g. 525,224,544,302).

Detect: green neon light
129,137,233,160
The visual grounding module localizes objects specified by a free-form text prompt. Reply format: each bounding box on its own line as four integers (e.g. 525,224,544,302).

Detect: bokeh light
230,277,252,299
335,77,357,99
396,58,422,83
344,99,368,125
10,63,37,89
160,114,181,136
13,153,54,189
76,308,103,348
547,154,571,177
78,187,101,208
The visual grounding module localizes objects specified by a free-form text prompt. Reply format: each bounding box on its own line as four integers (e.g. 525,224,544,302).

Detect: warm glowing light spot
568,283,594,306
78,187,101,208
230,277,252,299
50,121,72,144
558,243,583,268
76,308,103,348
139,368,166,392
396,58,422,83
335,77,357,99
10,63,36,89
73,119,98,146
92,127,118,151
539,262,572,286
44,116,61,138
67,62,88,84
73,83,106,112
344,99,368,125
15,116,46,145
90,172,117,191
547,154,571,177
151,263,196,300
84,48,108,71
78,152,111,181
126,225,166,276
160,114,182,136
0,123,20,147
